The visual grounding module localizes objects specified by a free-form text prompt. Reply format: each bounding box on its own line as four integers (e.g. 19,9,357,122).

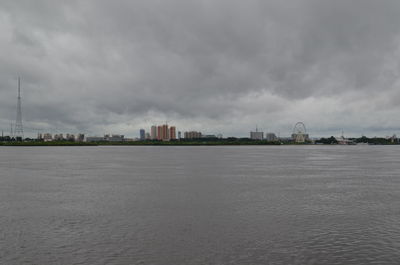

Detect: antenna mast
14,77,24,140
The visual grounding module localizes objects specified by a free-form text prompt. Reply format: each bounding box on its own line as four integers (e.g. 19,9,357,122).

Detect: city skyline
1,78,398,140
1,1,400,138
2,77,399,139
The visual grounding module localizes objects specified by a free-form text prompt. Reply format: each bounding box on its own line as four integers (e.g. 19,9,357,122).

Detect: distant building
178,131,182,139
162,124,169,140
85,134,124,142
250,126,263,140
86,136,105,142
140,129,145,140
157,126,163,140
184,131,202,139
250,131,263,140
151,126,157,140
265,133,278,142
42,133,53,142
54,134,64,141
104,134,124,142
202,134,217,139
169,126,176,140
152,124,177,141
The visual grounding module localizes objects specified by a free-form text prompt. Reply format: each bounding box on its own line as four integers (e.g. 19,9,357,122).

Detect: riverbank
0,140,284,146
1,139,399,146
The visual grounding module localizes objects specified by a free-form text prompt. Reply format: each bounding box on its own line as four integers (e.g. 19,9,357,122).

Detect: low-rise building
184,131,202,139
104,134,124,142
202,134,217,139
54,134,64,141
265,133,278,142
42,133,53,142
86,136,105,142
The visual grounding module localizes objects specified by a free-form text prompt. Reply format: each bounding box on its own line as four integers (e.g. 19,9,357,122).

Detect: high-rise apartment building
157,126,163,140
169,126,176,140
151,125,157,140
152,124,177,141
140,129,145,140
162,124,169,140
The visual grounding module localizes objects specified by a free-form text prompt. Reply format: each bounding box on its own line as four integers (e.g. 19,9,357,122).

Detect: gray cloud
1,0,400,137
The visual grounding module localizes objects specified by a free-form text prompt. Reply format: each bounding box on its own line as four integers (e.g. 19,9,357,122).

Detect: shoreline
1,141,398,147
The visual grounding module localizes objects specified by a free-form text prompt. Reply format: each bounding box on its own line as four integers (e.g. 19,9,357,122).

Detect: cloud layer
1,0,400,137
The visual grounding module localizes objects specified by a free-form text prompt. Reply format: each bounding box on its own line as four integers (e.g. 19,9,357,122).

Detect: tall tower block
14,77,24,139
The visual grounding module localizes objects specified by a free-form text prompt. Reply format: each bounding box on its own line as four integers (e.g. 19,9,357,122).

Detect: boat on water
336,136,356,145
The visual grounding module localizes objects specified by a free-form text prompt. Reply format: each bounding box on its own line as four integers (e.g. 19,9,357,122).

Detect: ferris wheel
292,122,307,143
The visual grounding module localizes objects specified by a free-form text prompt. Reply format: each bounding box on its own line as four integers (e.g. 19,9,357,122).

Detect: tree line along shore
0,136,399,146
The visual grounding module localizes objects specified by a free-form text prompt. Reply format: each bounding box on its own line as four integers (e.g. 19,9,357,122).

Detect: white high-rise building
250,131,263,140
250,125,264,140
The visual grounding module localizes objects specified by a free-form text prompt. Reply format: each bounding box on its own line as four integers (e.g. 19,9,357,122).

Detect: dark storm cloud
1,0,400,137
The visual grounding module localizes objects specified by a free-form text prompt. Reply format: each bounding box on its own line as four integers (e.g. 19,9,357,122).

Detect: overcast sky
1,0,400,138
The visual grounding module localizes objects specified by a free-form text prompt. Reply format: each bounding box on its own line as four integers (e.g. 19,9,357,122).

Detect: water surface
0,146,399,264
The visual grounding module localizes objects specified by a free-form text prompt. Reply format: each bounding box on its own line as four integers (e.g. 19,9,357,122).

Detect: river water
0,145,399,265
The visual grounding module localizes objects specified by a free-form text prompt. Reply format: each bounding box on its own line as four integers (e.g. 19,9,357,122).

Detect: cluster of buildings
86,134,125,142
249,128,280,142
249,123,310,143
140,124,177,141
35,125,289,143
139,124,222,141
38,133,85,142
33,123,305,143
16,122,400,145
37,133,128,143
8,79,398,145
35,124,213,143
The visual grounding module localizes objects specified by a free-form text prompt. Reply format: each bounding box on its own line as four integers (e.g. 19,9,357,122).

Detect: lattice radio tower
14,77,24,139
